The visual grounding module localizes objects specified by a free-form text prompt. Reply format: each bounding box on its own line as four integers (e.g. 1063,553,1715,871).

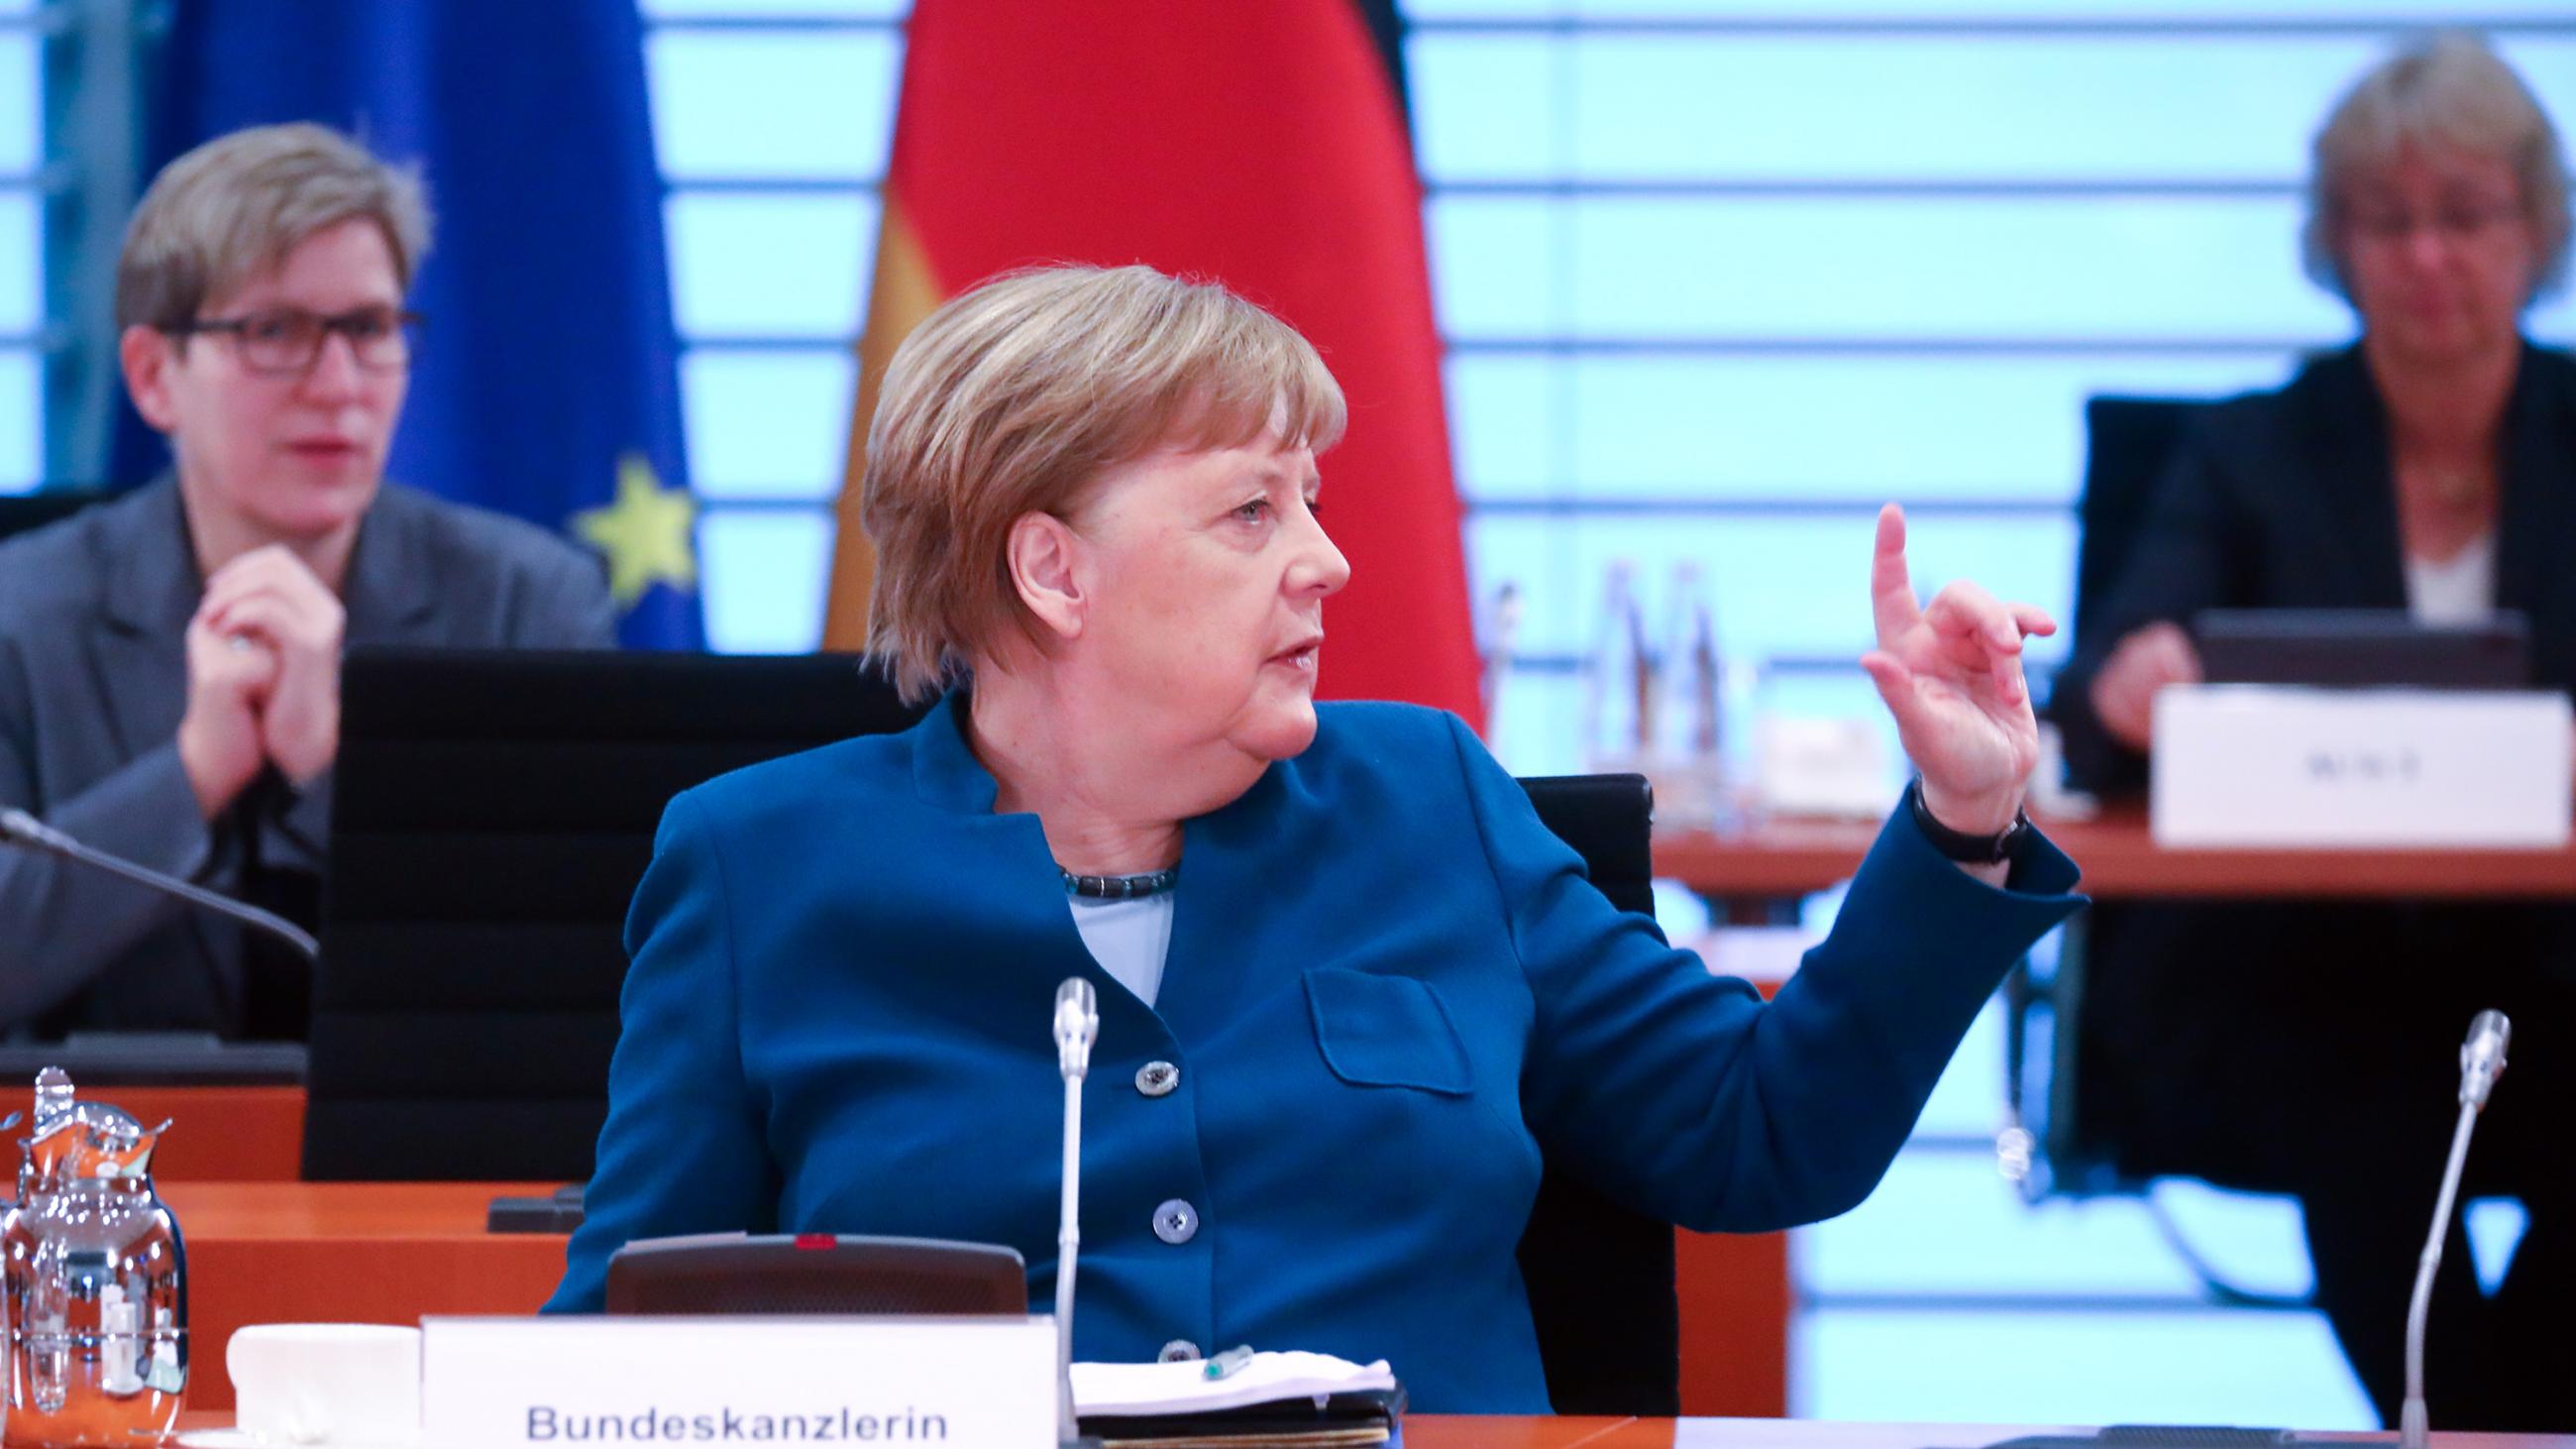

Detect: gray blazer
0,480,618,1037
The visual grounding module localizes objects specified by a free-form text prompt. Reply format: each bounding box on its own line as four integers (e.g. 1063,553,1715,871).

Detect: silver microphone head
1054,977,1099,1080
2460,1009,2511,1110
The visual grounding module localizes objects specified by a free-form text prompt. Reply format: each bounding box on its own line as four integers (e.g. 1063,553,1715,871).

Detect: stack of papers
1072,1352,1403,1446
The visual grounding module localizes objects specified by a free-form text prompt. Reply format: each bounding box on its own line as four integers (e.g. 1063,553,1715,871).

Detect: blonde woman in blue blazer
548,264,2085,1411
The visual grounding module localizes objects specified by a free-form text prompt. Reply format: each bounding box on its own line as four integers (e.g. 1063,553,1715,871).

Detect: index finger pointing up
1870,502,1921,647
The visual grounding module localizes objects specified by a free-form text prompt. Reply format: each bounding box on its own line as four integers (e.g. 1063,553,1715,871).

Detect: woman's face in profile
2337,144,2537,367
1059,432,1350,767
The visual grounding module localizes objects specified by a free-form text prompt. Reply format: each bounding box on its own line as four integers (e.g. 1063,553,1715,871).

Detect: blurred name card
419,1315,1055,1447
2152,686,2574,847
1755,716,1892,819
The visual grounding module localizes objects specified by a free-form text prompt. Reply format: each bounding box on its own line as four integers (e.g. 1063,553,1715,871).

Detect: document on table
1072,1350,1398,1417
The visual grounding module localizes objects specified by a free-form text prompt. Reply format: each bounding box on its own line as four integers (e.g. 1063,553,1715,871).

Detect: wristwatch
1905,778,2030,865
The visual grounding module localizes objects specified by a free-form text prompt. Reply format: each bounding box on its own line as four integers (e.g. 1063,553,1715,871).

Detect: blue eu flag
117,0,703,648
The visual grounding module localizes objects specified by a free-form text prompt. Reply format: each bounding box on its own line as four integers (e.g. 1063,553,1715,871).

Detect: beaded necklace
1059,864,1180,900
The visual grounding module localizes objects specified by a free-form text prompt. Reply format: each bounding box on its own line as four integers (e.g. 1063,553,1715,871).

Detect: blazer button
1152,1198,1200,1245
1135,1060,1180,1097
1158,1340,1202,1364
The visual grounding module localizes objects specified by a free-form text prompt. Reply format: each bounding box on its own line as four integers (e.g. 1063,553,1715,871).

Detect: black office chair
0,490,110,543
310,656,1675,1410
2052,396,2212,797
2008,395,2209,1204
2002,396,2308,1305
1515,772,1680,1416
2068,398,2207,668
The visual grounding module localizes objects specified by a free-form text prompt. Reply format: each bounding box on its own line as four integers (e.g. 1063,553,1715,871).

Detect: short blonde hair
862,264,1346,703
2305,31,2571,300
116,122,432,331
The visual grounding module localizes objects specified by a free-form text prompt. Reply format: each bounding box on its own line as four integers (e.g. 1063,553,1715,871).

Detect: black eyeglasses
166,306,423,376
2341,197,2523,247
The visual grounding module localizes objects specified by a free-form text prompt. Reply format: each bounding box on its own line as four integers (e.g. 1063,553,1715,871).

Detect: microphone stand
2400,1009,2510,1449
0,808,319,963
1052,978,1101,1449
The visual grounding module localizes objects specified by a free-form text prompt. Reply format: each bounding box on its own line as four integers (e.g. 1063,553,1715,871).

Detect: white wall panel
1793,1307,2370,1427
643,0,902,18
1464,507,2079,662
1808,1153,2324,1300
0,350,37,492
682,349,858,500
1449,351,2304,500
700,508,833,653
1409,0,2576,21
0,191,34,334
1418,34,2576,182
666,192,877,337
1432,192,2576,342
0,34,36,174
648,30,900,180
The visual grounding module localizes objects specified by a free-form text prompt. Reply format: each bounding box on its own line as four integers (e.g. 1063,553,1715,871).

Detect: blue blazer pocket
1303,967,1474,1096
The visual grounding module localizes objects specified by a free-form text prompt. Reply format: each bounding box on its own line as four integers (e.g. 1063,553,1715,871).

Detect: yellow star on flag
574,453,698,609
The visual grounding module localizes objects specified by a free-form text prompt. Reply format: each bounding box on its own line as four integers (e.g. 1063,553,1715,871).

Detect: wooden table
1396,1425,2570,1449
161,1181,570,1412
5,1083,306,1180
1412,1423,2576,1448
163,1411,2572,1447
1657,801,2576,904
1391,1422,2572,1448
144,1179,1785,1418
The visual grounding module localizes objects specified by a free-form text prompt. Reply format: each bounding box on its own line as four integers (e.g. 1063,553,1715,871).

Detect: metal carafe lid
17,1066,166,1189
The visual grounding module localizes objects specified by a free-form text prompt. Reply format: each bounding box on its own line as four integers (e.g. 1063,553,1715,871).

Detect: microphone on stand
0,807,319,963
2399,1009,2512,1449
2458,1009,2510,1111
1051,977,1100,1448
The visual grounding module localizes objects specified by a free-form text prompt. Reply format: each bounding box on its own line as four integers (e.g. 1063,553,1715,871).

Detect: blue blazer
548,697,2082,1411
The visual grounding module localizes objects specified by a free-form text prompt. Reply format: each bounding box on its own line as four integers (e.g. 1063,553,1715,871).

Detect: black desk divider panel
303,648,927,1181
0,1039,304,1086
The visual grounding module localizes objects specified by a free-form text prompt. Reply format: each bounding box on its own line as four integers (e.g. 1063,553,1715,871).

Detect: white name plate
2151,686,2574,847
1755,715,1893,819
420,1315,1057,1448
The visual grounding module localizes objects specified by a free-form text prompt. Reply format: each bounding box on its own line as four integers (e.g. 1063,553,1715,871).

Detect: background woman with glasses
0,123,615,1043
2050,33,2576,1430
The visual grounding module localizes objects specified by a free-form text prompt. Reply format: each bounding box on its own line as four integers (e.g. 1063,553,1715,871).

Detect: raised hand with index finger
1857,502,2057,839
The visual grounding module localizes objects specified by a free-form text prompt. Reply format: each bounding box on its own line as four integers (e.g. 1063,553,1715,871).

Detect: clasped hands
175,545,345,820
1859,503,2054,852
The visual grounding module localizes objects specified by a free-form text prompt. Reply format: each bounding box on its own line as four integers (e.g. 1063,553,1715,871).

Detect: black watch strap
1906,778,2030,865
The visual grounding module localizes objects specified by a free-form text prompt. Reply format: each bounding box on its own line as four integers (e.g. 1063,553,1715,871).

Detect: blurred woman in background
2051,33,2576,1429
0,125,613,1043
